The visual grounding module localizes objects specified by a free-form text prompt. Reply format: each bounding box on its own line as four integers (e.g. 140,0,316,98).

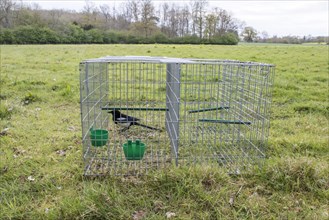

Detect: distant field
0,44,328,219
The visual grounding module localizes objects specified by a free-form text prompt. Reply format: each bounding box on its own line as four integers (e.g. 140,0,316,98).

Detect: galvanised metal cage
79,56,275,176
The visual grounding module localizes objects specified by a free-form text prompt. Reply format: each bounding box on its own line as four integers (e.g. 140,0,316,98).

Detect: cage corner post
165,63,181,166
101,62,110,129
79,61,86,133
80,61,91,175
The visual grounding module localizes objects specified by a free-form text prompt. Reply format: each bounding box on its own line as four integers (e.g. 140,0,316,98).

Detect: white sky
20,0,329,37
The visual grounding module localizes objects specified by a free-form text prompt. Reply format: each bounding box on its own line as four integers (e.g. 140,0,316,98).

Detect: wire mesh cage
79,56,275,176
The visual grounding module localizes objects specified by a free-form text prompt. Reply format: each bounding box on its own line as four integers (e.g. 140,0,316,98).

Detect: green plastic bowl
90,129,109,147
123,139,146,160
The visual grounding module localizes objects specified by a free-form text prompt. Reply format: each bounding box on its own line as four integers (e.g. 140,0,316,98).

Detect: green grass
0,44,328,219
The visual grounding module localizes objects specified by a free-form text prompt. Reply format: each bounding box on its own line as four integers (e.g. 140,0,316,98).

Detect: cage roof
82,56,274,66
84,56,195,63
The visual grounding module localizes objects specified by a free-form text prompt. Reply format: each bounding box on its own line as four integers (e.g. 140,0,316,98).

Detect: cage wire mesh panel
80,56,275,176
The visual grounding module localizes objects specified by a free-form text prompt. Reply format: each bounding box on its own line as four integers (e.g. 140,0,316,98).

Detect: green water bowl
123,139,146,160
90,129,109,147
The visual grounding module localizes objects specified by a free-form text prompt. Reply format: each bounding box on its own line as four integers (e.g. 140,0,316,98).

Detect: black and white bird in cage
79,56,275,176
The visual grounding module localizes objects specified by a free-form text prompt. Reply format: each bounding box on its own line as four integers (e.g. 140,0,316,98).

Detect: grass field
0,44,328,219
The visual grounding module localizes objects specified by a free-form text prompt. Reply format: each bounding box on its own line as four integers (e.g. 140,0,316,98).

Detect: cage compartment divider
165,63,181,166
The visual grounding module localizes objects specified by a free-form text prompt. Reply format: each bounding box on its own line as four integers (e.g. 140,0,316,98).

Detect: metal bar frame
79,57,275,176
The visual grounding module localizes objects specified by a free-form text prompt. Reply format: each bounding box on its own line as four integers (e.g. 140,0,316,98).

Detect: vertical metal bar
80,62,87,175
166,63,180,166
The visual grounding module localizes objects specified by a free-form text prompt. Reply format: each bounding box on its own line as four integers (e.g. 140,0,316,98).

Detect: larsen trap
79,56,275,176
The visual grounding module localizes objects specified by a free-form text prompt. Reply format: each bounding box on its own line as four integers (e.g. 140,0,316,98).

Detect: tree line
0,0,327,45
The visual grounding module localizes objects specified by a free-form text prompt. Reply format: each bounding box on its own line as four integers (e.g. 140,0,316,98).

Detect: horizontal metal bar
199,119,252,125
101,107,169,111
188,106,230,113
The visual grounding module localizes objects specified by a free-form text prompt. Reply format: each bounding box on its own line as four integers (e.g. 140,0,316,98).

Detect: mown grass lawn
0,44,328,219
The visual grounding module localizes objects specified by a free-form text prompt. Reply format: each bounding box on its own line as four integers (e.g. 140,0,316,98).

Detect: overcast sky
22,0,328,37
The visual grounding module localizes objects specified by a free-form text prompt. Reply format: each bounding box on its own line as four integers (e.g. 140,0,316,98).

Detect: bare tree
0,0,15,27
82,0,98,27
127,0,140,22
139,0,158,37
99,4,123,30
159,3,170,35
167,4,179,37
178,4,190,37
260,31,269,42
204,13,216,39
115,2,131,30
47,9,64,29
99,4,111,24
11,2,45,27
191,0,208,38
83,0,96,15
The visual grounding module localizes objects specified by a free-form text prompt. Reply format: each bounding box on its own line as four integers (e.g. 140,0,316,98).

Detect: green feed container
90,128,109,147
123,139,146,160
